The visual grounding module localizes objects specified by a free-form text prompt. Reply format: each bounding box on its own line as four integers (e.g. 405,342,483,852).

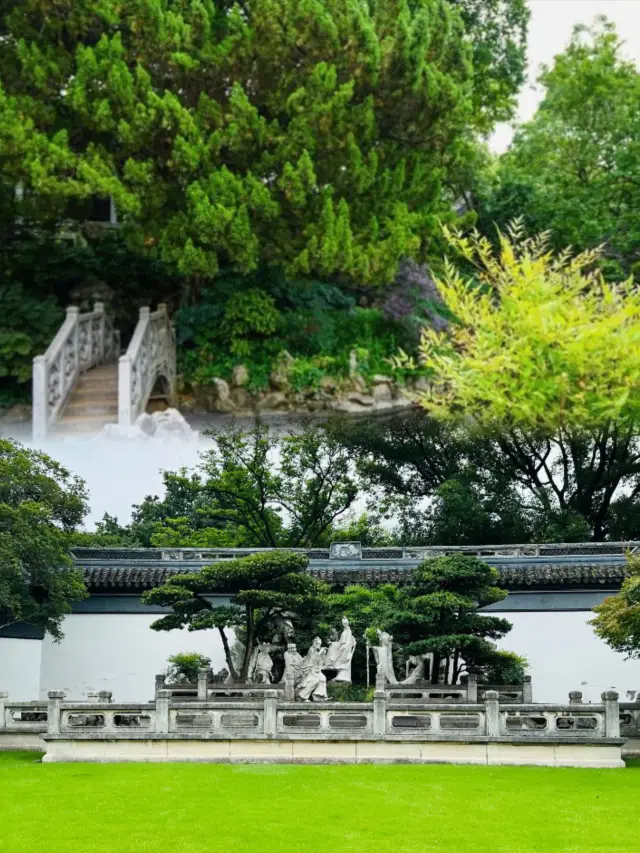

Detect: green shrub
0,284,63,405
166,652,211,684
483,651,528,685
327,682,375,703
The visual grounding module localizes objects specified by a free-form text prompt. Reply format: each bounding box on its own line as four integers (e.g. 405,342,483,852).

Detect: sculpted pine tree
0,0,527,286
386,554,512,683
143,551,327,681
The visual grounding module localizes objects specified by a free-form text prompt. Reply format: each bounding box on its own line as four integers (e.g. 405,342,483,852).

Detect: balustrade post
284,670,295,702
32,355,47,440
118,354,133,426
263,690,278,738
154,673,166,698
467,672,478,703
569,691,583,705
98,691,113,704
197,668,209,701
68,306,80,385
0,692,8,729
484,690,500,737
522,675,533,703
94,302,105,362
155,689,171,735
47,691,65,735
373,688,387,737
602,691,621,738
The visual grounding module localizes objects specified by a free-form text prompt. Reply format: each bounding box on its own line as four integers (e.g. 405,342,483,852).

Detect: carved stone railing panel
118,304,176,426
42,691,623,747
32,302,119,440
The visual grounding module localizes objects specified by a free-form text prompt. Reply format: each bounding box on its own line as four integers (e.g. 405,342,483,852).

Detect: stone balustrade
35,688,626,767
0,693,48,750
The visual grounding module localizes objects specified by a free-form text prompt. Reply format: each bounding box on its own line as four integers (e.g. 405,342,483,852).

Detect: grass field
1,752,639,853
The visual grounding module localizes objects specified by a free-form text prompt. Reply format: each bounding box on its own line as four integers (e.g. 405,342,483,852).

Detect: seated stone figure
297,637,329,702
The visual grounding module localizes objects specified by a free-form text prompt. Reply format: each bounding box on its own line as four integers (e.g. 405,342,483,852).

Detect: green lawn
1,752,639,853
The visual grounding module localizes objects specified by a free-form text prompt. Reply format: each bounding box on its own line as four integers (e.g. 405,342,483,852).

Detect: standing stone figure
297,638,329,702
281,642,304,687
328,617,357,683
253,642,276,683
371,629,398,684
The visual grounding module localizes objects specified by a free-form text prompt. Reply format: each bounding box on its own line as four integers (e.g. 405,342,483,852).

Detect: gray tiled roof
75,543,636,592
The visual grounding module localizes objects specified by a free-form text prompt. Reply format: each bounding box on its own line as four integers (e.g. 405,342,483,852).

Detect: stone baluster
98,691,113,704
569,691,583,705
373,686,387,737
197,668,209,701
0,692,8,729
484,690,500,737
263,690,278,738
47,691,65,735
94,302,105,362
154,673,166,698
522,675,533,703
375,670,386,694
87,692,99,702
155,689,171,735
602,691,621,738
467,672,478,703
284,670,295,702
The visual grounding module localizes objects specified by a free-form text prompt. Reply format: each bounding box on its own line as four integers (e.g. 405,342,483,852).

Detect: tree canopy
397,225,640,435
0,439,88,639
0,0,527,287
478,18,640,281
143,550,327,681
591,554,640,659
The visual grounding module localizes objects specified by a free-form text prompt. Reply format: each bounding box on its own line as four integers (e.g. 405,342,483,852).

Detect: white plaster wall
39,615,228,701
497,611,640,704
0,639,42,700
25,610,640,705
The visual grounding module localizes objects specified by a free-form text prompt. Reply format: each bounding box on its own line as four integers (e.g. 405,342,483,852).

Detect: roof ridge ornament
330,541,362,560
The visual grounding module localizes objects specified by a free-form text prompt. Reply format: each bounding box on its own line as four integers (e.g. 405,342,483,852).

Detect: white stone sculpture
401,655,428,684
371,629,397,684
281,643,304,687
297,638,329,702
253,643,276,683
324,617,357,683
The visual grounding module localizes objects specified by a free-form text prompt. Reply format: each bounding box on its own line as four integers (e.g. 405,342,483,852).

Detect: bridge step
55,364,119,437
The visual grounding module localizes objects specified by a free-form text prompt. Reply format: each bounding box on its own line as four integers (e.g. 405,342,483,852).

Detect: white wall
497,611,640,704
0,639,42,700
39,614,228,702
7,611,640,704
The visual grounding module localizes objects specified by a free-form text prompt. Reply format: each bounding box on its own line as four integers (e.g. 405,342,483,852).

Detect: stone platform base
41,738,625,768
0,731,45,751
622,738,640,758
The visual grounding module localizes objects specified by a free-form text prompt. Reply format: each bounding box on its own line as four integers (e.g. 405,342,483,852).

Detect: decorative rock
230,387,252,410
372,383,393,402
211,378,236,413
231,364,249,388
347,393,375,407
372,375,393,384
257,391,289,411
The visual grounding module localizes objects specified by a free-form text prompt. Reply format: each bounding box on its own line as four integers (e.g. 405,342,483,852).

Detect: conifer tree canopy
0,0,527,285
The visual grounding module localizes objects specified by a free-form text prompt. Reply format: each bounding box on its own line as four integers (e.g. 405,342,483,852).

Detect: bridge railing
118,304,176,426
32,302,119,440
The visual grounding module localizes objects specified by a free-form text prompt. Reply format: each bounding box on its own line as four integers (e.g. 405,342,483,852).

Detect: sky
489,0,640,153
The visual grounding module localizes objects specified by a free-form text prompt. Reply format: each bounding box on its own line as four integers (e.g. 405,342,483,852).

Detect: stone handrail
118,304,176,426
41,689,621,743
32,302,119,440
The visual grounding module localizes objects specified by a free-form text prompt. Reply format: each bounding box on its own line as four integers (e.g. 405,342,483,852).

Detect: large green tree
0,439,88,639
85,421,360,548
478,18,640,280
0,0,527,288
590,554,640,659
143,550,327,681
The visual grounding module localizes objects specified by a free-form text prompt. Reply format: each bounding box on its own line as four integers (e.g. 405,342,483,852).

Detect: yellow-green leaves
400,225,640,432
